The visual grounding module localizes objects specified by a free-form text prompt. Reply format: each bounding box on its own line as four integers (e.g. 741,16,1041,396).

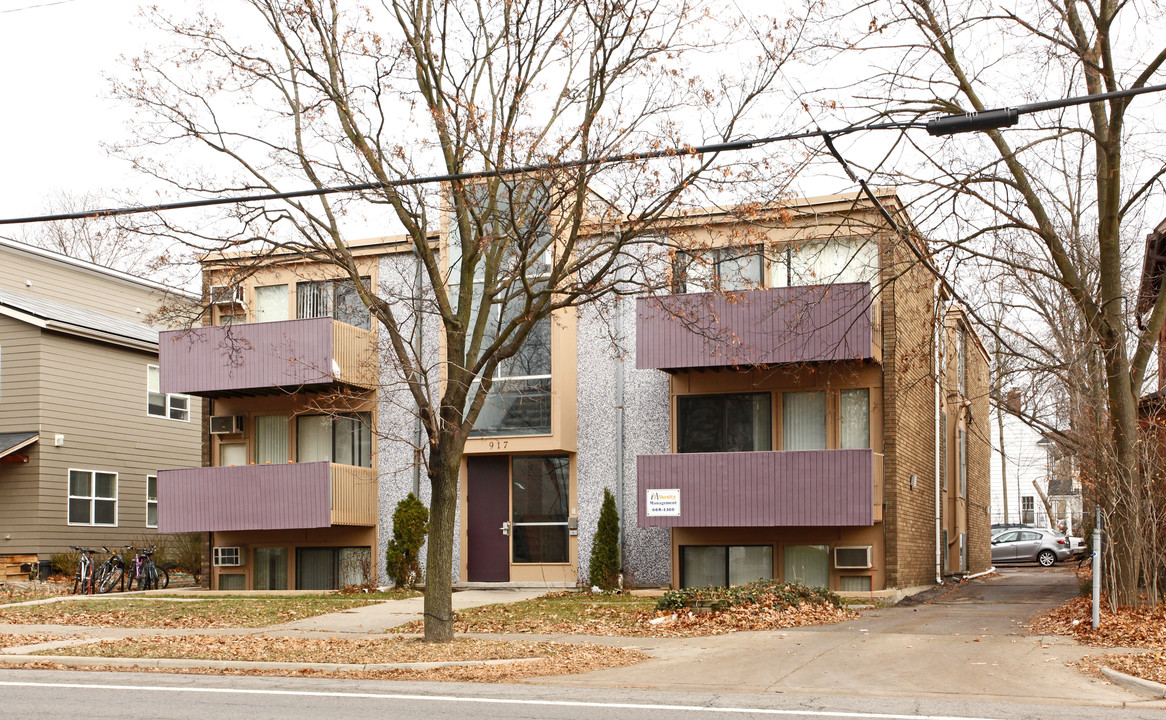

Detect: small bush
588,488,621,591
167,533,205,582
386,493,429,588
50,550,81,578
655,579,842,612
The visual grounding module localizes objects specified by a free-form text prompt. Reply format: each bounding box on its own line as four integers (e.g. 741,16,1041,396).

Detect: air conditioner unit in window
209,415,245,435
834,546,873,570
212,547,243,567
209,285,245,306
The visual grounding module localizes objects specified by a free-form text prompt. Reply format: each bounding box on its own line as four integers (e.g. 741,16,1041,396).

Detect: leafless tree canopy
113,0,802,639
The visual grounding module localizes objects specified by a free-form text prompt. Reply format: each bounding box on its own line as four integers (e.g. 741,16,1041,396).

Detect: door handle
500,521,511,536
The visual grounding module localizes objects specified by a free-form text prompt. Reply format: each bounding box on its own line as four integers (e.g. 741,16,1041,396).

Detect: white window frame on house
146,475,158,528
147,365,190,421
67,469,118,527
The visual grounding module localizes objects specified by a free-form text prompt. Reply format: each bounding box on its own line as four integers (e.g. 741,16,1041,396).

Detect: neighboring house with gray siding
0,238,201,579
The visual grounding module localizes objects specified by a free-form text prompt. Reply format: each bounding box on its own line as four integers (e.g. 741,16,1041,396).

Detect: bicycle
94,546,126,593
70,546,99,595
125,546,169,591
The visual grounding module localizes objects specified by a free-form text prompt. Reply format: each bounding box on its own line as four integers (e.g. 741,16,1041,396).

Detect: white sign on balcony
646,489,681,517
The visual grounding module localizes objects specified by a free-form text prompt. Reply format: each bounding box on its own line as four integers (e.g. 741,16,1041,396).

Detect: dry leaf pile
46,635,571,664
402,597,856,637
1093,651,1166,685
0,633,65,649
5,641,646,683
0,597,379,629
1029,596,1166,648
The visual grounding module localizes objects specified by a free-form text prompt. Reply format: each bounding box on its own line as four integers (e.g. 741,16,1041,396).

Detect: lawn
0,595,382,629
398,589,856,637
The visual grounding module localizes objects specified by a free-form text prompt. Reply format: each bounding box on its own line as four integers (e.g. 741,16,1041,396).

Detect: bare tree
813,0,1166,604
112,0,799,640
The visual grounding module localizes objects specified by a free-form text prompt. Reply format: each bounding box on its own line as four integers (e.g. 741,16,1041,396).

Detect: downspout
934,281,944,585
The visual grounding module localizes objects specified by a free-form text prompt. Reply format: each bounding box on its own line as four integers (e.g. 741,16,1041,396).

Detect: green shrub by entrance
588,488,621,591
656,579,842,612
386,492,429,588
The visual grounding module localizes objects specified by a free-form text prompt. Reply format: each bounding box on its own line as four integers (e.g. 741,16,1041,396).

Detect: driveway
543,568,1148,706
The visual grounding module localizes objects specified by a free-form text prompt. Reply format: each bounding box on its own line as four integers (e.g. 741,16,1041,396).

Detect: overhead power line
1,83,1164,226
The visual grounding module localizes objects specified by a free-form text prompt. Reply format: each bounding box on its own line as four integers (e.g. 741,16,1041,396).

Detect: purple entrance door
467,455,510,582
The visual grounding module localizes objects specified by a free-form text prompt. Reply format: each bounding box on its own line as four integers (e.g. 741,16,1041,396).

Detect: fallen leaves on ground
42,634,578,664
400,593,857,637
0,633,66,649
1029,596,1166,648
10,639,646,683
1086,651,1166,685
0,584,70,605
0,597,380,629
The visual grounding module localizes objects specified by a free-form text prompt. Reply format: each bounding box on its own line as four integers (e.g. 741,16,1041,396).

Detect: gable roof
0,288,159,350
0,431,38,459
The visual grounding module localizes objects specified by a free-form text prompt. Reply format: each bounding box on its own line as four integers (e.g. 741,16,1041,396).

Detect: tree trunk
423,422,465,643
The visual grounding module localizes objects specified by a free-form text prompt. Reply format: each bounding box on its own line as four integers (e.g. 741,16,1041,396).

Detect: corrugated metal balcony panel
158,318,375,395
636,449,879,528
635,283,877,371
157,461,334,533
330,464,378,526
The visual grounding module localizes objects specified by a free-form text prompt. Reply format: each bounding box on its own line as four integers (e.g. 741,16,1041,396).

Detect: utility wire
0,120,921,226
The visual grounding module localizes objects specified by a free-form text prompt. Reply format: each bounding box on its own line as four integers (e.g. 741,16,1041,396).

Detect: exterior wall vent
834,546,873,570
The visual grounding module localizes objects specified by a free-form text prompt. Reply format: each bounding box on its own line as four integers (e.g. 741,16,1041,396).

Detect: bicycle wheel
156,566,170,590
98,567,123,594
72,572,82,595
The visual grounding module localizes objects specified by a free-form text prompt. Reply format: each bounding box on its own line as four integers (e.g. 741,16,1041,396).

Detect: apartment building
0,237,201,580
157,190,991,593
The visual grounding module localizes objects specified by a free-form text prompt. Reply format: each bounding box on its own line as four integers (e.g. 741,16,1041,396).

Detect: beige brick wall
881,236,942,588
965,332,992,573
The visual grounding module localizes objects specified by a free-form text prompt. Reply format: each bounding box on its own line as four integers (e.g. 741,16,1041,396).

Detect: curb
0,654,544,673
1100,666,1166,698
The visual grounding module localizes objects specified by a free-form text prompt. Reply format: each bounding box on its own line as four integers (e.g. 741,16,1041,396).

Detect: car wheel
1038,550,1056,567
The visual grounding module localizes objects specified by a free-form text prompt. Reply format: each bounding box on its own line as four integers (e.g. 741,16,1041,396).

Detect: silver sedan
991,528,1073,567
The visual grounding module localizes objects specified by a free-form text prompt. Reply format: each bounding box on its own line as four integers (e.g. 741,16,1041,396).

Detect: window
783,391,827,450
839,575,872,592
676,246,763,292
147,366,190,421
218,312,244,326
68,469,117,526
958,427,967,498
255,284,289,322
677,393,771,453
253,547,288,590
218,442,247,467
1021,496,1035,524
146,475,157,528
680,545,773,588
295,547,371,590
218,574,246,591
783,544,829,588
255,415,289,464
470,304,553,437
769,237,879,288
296,277,372,330
839,388,870,449
296,413,372,467
511,456,570,564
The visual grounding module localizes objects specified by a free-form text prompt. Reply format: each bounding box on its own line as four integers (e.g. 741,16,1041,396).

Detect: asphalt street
3,669,1166,720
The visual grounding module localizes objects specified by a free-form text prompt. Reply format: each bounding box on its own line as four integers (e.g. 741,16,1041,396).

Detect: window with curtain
839,388,870,449
255,284,289,322
675,246,763,292
782,391,827,450
676,393,771,453
255,415,289,464
295,277,372,330
253,547,287,590
296,413,372,467
770,237,880,288
218,443,247,467
783,544,829,588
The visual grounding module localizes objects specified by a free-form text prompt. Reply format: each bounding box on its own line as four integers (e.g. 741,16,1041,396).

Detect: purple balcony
158,318,375,396
156,461,377,533
636,283,880,371
636,449,883,528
